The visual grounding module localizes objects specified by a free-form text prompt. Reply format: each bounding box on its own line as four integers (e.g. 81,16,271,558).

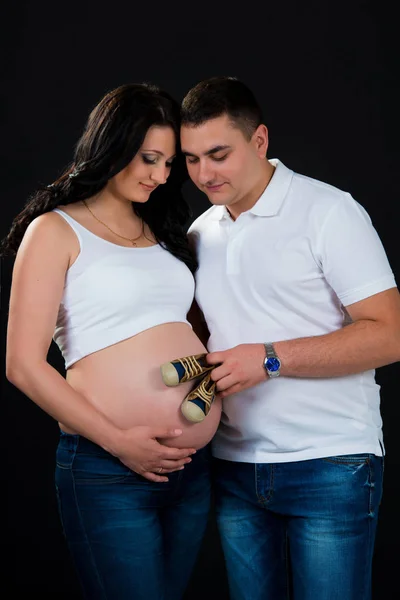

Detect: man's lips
205,183,225,192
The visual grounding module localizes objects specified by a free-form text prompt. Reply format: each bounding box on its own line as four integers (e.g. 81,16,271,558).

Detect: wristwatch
263,343,281,378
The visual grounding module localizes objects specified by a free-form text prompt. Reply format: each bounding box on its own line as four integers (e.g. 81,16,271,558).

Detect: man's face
181,114,267,210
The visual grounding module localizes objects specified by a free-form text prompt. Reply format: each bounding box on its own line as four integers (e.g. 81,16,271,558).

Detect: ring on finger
158,467,163,473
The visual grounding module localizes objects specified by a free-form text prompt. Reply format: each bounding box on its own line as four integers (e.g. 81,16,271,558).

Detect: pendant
131,241,137,247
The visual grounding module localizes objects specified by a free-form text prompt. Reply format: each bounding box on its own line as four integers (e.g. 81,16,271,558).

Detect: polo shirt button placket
226,217,247,275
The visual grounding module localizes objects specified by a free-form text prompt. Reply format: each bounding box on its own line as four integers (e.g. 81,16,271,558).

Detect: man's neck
227,160,275,220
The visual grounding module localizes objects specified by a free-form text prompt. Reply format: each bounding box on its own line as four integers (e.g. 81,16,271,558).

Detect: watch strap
264,342,276,358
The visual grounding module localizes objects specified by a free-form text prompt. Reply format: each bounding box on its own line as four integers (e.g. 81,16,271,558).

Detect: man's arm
207,192,400,397
275,287,400,377
207,287,400,398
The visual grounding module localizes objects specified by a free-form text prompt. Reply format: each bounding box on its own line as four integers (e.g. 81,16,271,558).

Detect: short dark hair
181,76,263,139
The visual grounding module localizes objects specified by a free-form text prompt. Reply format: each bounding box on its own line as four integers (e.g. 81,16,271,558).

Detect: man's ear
252,124,269,158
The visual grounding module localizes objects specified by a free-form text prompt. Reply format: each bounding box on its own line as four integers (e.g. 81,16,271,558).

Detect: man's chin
204,192,230,206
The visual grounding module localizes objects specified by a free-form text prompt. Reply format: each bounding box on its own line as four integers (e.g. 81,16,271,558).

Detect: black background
2,1,399,598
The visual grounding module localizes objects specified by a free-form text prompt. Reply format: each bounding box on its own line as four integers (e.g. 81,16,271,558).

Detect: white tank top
52,208,195,368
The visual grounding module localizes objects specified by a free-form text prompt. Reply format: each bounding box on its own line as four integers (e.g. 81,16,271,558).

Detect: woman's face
107,125,176,202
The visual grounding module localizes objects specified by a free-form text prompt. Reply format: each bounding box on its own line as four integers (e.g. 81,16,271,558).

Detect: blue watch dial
266,357,281,372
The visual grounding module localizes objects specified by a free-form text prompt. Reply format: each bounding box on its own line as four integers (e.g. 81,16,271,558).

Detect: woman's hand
112,426,197,482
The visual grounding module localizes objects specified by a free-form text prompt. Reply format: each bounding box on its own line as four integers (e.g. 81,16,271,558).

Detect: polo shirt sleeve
316,193,397,306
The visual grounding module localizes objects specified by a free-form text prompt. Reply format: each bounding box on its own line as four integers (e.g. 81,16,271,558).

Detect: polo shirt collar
249,159,293,217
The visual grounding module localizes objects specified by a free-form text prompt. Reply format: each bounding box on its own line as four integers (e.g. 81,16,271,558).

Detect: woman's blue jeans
55,432,211,600
212,453,383,600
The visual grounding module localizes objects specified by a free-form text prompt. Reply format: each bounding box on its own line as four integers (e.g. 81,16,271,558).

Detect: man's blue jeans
212,454,383,600
55,432,211,600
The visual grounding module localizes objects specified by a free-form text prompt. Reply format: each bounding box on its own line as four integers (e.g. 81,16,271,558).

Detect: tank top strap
52,208,86,249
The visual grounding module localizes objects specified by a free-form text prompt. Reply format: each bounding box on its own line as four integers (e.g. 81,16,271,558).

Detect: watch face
266,357,281,372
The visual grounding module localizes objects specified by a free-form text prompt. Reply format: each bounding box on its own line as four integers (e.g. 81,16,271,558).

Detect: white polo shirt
188,159,396,463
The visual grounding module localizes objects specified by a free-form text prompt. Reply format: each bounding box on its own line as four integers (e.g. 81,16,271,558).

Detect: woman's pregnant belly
61,322,221,449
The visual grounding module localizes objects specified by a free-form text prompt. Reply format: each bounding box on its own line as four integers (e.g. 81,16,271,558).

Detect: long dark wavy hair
1,83,197,272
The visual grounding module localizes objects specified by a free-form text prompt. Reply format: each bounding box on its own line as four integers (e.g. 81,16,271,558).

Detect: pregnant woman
3,83,221,600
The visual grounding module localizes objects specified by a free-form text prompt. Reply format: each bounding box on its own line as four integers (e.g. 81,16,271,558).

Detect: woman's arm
6,213,195,481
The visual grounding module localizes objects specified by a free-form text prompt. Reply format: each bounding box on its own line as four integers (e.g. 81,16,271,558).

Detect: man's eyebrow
182,145,231,158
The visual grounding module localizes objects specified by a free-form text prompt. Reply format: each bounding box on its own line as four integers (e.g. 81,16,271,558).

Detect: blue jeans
212,454,383,600
55,432,211,600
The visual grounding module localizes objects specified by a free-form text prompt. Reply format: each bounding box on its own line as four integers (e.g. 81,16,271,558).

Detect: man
180,76,400,600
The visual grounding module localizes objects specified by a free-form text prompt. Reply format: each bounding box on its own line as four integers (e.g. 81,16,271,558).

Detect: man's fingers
206,351,224,365
210,363,232,382
215,374,236,392
220,383,245,398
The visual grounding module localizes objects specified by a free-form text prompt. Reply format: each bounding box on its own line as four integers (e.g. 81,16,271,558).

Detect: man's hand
207,344,267,399
112,426,196,482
